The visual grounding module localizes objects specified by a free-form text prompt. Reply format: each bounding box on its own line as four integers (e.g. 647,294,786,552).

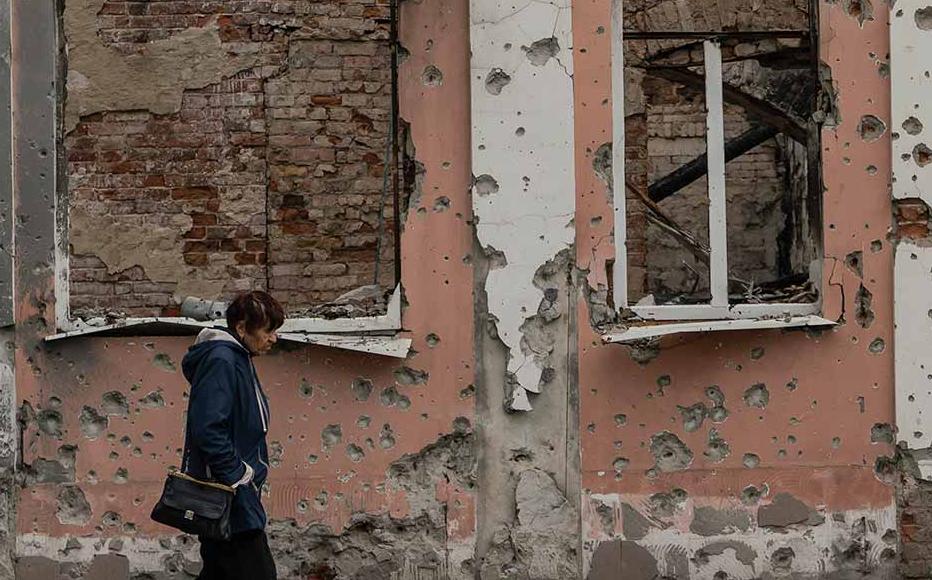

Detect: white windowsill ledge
602,314,836,343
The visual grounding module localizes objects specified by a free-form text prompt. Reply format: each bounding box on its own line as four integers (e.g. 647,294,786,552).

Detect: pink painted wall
573,0,894,539
15,0,476,548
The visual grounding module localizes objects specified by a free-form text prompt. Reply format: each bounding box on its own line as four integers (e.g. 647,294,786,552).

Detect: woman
180,290,284,580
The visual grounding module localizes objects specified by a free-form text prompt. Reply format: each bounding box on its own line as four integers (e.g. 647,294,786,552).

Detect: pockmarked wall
575,0,898,575
10,0,479,578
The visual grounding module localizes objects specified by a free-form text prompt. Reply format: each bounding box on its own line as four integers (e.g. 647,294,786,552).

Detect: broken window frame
30,0,409,357
608,3,827,330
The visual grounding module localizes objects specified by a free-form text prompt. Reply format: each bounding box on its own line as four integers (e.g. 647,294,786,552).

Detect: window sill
602,314,836,343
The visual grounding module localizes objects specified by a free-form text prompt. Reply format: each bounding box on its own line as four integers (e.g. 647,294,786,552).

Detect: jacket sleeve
188,354,248,486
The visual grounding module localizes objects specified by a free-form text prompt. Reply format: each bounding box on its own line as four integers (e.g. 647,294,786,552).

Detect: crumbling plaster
63,0,260,135
471,0,576,412
890,0,932,477
11,0,481,578
574,0,896,576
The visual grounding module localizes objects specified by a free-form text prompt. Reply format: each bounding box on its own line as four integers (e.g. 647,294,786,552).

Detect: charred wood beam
648,66,808,143
648,124,779,202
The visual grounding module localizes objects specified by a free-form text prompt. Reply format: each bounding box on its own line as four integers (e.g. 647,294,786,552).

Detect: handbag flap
161,474,231,519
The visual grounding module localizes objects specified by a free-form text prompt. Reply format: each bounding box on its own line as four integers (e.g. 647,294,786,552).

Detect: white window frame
32,3,408,357
609,7,825,335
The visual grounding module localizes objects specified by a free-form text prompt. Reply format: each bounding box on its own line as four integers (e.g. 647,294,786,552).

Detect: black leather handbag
150,470,234,540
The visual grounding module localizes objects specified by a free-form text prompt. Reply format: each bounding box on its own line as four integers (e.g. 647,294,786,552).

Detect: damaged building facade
1,0,930,577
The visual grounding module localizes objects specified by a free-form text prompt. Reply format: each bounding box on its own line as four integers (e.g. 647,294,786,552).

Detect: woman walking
181,290,284,580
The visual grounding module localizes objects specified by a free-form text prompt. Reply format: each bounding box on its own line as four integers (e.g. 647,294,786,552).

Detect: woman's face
236,322,278,355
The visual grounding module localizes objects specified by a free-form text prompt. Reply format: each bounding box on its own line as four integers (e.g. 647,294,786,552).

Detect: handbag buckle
184,510,195,521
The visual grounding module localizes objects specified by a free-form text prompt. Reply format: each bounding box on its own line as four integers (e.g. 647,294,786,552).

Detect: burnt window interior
619,0,822,310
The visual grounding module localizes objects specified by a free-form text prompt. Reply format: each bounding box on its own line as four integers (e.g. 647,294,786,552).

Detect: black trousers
197,529,277,580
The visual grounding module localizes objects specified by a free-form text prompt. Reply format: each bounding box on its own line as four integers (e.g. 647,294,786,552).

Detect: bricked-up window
608,0,825,329
61,0,402,326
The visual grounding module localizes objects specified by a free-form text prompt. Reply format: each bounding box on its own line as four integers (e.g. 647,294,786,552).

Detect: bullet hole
678,403,708,433
321,424,343,448
101,391,129,417
379,425,396,449
587,423,597,433
523,37,560,66
648,489,688,519
855,285,875,329
871,240,883,253
916,6,932,29
346,444,365,463
433,196,451,212
707,405,728,423
883,529,898,544
787,435,798,445
592,142,613,191
356,415,371,429
298,379,314,399
425,333,441,348
614,413,628,426
459,384,476,399
101,511,122,527
871,422,895,444
743,383,770,409
857,396,866,413
869,338,886,354
741,485,763,505
904,116,925,135
612,457,629,474
845,250,863,278
79,407,108,440
119,436,132,448
113,468,128,484
750,347,765,360
474,174,500,196
421,65,443,87
832,436,842,449
109,451,119,461
48,396,62,408
867,165,878,175
56,486,92,526
351,378,373,402
37,409,64,438
914,143,932,166
485,68,512,95
394,366,429,386
857,115,886,142
453,416,472,434
142,431,154,442
771,547,796,572
704,429,730,463
649,431,694,472
138,390,165,409
516,127,525,136
152,353,176,372
743,453,761,469
268,441,284,468
379,386,411,409
313,490,329,511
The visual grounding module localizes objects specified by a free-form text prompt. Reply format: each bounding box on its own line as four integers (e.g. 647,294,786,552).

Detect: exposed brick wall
67,0,396,317
635,77,790,301
899,473,932,578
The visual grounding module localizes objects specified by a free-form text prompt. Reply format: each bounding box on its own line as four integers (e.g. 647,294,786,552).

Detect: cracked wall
575,0,897,575
470,0,576,412
65,0,397,316
12,0,478,578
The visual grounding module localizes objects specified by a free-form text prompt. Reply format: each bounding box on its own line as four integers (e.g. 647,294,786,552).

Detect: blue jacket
181,327,271,535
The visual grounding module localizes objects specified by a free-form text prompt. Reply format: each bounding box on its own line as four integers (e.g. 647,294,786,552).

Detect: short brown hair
226,291,285,334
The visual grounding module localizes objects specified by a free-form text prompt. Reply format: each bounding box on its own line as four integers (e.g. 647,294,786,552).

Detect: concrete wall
0,0,915,579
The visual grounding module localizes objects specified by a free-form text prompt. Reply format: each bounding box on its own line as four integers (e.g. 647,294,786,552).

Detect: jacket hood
182,327,250,383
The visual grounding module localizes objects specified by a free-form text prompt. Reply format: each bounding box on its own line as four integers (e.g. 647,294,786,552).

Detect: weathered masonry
1,0,929,577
